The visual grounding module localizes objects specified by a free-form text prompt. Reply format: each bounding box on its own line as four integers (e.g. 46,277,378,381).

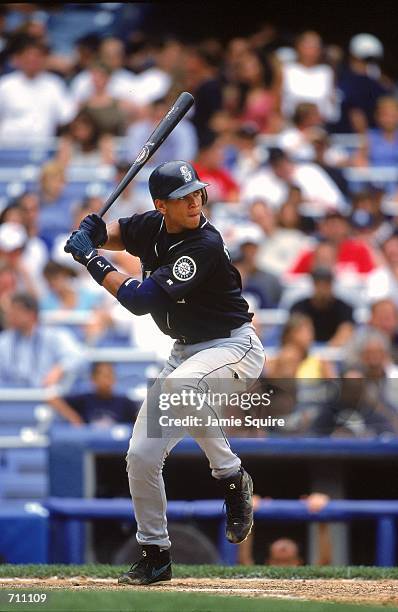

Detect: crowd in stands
1,4,398,437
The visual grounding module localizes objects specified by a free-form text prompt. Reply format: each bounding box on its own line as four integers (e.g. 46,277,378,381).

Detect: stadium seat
0,473,48,500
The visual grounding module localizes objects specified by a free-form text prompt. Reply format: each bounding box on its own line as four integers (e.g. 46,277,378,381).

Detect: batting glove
64,230,98,266
64,230,117,285
78,213,108,248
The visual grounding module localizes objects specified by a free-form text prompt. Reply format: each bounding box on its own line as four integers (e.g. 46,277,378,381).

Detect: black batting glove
78,213,108,248
64,230,117,285
64,230,98,266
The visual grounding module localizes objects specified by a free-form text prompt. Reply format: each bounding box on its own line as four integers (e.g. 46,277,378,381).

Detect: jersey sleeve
118,212,158,258
150,241,219,300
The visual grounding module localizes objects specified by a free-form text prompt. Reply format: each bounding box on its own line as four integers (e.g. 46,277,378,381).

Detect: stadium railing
42,497,398,566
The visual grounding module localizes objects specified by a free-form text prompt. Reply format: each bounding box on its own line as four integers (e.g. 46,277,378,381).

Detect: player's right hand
78,213,108,248
64,229,98,266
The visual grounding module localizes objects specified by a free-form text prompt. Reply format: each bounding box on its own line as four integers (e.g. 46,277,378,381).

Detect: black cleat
118,545,172,585
220,466,254,544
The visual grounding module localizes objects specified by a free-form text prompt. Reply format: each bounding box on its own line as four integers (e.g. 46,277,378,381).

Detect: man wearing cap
290,266,354,346
63,160,265,585
332,33,392,133
0,221,38,298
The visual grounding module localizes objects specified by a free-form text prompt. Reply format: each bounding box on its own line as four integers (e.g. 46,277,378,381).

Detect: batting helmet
148,160,209,204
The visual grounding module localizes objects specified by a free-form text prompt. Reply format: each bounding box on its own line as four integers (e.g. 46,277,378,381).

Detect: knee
126,444,157,476
161,375,203,400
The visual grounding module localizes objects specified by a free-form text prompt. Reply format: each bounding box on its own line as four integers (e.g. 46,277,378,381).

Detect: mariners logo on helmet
180,165,192,183
172,256,196,281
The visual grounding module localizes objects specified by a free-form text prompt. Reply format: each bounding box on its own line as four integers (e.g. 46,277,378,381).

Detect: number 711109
8,593,47,603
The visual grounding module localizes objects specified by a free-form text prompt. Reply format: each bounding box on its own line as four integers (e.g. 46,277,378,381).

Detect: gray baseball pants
125,322,265,549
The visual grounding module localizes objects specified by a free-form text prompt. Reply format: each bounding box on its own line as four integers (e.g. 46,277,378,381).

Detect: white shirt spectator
256,229,314,276
278,127,315,161
0,71,76,141
70,68,138,104
281,62,338,122
242,163,346,214
132,67,172,106
125,118,198,166
365,267,398,305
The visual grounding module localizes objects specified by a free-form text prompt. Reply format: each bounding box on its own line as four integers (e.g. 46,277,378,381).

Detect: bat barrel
99,92,194,218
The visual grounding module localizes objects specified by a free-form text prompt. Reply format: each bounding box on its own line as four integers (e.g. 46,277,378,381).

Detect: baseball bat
99,91,194,218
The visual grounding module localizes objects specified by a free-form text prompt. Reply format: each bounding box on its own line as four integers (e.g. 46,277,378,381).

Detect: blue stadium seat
0,473,47,500
0,403,39,426
4,448,47,474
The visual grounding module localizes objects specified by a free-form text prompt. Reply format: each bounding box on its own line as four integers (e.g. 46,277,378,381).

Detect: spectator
278,102,323,161
280,313,335,377
233,50,278,133
0,292,83,388
70,37,137,107
48,362,139,427
289,210,377,276
125,96,198,168
309,128,350,198
0,37,75,141
290,267,354,346
131,38,182,106
266,343,305,378
242,148,346,215
238,492,332,566
249,197,314,276
79,62,128,136
104,162,153,221
366,233,398,304
307,365,398,437
57,110,115,167
230,122,266,187
347,299,398,364
353,97,398,193
354,329,398,379
40,260,100,312
232,224,282,308
194,133,239,203
38,160,74,248
0,222,37,298
17,192,48,292
183,45,223,145
281,31,338,122
333,33,392,133
70,33,101,79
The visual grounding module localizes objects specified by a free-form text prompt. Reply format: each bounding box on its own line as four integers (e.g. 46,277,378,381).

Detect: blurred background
1,1,398,569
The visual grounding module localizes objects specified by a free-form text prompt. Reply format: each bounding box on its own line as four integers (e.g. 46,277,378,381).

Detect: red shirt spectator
290,239,376,275
289,211,376,275
194,133,239,202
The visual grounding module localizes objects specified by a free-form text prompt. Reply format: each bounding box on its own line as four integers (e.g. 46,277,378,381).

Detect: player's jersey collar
163,213,209,239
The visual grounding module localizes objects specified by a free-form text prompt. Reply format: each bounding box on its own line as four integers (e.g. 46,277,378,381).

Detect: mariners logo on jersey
180,164,192,183
172,256,196,281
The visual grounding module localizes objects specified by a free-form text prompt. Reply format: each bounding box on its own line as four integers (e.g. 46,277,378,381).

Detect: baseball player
64,160,265,584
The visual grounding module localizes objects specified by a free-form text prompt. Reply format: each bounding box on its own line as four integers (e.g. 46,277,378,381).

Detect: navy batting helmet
148,160,209,204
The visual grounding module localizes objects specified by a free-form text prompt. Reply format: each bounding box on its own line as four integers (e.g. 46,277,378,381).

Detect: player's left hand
64,230,98,266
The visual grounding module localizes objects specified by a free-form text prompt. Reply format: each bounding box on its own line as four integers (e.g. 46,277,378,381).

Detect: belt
177,331,232,345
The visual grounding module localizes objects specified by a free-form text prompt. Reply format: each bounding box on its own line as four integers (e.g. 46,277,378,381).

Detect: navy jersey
118,211,252,342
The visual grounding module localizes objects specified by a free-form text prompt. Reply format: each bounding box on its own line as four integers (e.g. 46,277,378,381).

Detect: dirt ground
1,577,398,606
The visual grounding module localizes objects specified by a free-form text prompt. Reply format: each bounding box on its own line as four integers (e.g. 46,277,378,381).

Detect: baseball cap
311,266,334,281
235,223,263,247
0,222,27,252
349,34,384,60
